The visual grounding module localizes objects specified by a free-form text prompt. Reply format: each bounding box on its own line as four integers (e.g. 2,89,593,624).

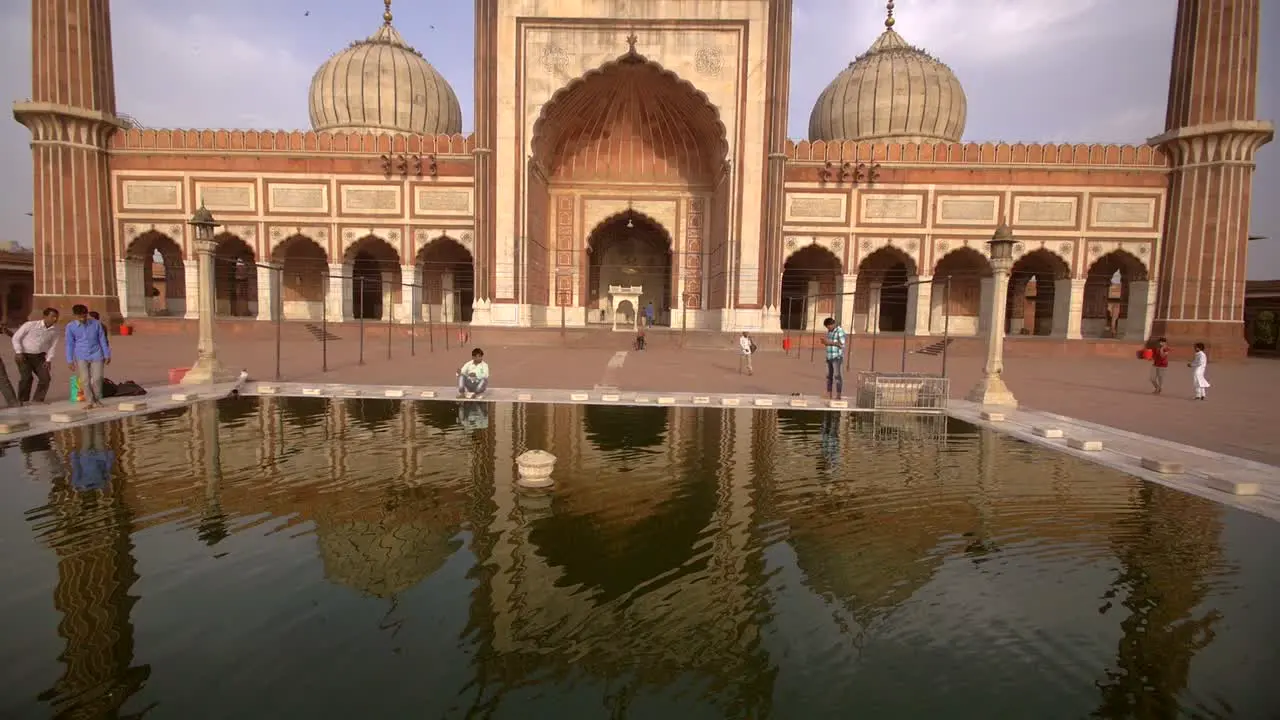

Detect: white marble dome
808,18,967,144
308,9,462,135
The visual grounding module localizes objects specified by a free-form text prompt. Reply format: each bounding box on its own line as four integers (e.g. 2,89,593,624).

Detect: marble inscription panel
862,195,921,223
269,184,327,212
122,181,181,210
938,197,998,224
1093,198,1156,227
343,186,400,214
196,184,254,212
1015,197,1077,225
786,194,846,222
415,188,473,215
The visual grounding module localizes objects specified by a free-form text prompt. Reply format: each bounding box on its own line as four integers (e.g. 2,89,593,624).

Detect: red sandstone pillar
1150,0,1273,358
12,0,124,325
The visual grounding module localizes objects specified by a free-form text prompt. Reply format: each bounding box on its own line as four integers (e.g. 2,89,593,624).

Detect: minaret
1149,0,1273,357
12,0,125,324
758,0,794,327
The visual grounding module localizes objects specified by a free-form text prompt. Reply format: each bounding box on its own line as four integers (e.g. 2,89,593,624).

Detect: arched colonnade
118,231,476,324
776,239,1155,340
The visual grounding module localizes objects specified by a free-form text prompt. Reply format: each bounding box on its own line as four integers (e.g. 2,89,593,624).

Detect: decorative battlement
109,129,476,157
785,139,1168,168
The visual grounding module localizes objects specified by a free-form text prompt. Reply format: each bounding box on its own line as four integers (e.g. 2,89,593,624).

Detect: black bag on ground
104,379,147,398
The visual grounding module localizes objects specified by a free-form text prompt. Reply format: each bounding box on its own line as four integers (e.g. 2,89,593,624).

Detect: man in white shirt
739,331,755,375
11,307,60,403
456,347,490,398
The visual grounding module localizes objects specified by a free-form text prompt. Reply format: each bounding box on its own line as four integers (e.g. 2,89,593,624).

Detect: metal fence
854,371,950,412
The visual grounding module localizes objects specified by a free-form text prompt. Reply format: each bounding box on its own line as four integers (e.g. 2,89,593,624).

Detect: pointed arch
345,235,403,321
272,234,328,320
212,232,256,317
583,210,675,324
416,236,474,323
781,244,844,331
124,230,185,317
857,246,916,333
1008,249,1071,336
532,52,729,186
1082,249,1150,338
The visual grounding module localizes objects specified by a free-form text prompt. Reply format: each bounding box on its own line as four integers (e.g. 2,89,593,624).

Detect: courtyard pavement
3,328,1277,467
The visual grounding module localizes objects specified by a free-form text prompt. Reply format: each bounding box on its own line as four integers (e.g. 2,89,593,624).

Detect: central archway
527,50,730,326
585,211,674,326
532,52,729,185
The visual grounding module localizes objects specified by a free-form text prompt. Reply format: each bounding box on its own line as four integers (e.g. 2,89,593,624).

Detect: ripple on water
0,400,1277,718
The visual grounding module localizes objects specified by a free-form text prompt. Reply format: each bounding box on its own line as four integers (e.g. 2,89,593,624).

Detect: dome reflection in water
0,398,1277,719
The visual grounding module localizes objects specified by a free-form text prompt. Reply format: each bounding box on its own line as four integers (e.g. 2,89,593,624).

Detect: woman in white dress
1188,342,1210,400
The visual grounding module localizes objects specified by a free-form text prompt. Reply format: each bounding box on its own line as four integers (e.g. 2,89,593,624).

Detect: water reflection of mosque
24,398,1226,716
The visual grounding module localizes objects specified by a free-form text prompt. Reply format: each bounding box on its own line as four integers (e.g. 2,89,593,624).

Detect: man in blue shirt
822,317,847,400
64,304,111,408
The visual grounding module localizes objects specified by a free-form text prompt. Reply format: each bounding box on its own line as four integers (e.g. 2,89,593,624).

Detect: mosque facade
12,0,1273,354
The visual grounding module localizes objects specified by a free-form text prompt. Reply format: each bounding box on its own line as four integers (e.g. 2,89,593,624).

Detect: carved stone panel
267,183,328,213
414,187,473,216
555,195,575,306
1013,196,1078,227
194,182,255,213
684,197,704,309
784,193,847,223
1091,197,1157,228
861,194,923,224
341,184,402,215
936,196,999,225
121,180,183,211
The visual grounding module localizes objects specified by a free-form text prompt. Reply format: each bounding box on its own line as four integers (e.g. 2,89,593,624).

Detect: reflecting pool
1,398,1278,719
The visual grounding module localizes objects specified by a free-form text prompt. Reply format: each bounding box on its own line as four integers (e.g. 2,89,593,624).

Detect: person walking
0,323,19,408
11,307,60,404
1149,337,1170,394
739,331,755,375
1188,342,1210,400
822,317,847,400
65,304,111,409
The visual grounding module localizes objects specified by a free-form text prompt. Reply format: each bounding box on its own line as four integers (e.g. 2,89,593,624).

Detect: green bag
69,374,81,402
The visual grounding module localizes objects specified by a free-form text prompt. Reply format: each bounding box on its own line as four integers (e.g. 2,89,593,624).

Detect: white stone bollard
516,449,557,488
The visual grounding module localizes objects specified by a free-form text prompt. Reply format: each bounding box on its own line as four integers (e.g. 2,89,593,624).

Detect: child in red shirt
1150,337,1170,394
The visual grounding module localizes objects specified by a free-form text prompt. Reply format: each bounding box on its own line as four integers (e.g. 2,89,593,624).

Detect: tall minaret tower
12,0,124,323
1150,0,1273,357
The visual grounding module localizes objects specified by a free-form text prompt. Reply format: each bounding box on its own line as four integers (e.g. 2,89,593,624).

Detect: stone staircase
304,323,341,341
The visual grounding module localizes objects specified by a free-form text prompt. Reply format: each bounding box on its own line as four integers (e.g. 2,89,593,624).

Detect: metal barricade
854,371,949,411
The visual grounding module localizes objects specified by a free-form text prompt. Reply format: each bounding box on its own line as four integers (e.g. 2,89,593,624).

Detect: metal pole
782,296,790,355
427,301,434,352
410,281,416,357
386,277,393,361
321,270,329,373
444,299,451,352
809,294,818,363
901,284,909,372
681,298,688,349
941,277,951,378
870,292,878,373
845,289,853,372
358,276,366,366
274,265,282,381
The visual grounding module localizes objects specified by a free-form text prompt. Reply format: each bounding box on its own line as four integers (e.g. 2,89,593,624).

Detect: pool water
0,397,1277,719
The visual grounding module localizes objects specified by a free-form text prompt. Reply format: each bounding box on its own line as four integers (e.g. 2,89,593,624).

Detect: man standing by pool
11,307,60,404
65,304,111,409
822,317,847,400
457,347,490,399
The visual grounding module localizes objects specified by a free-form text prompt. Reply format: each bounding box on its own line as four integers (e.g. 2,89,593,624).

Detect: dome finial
383,0,393,26
885,1,895,28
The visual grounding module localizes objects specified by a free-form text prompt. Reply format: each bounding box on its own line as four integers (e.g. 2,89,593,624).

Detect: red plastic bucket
168,367,190,385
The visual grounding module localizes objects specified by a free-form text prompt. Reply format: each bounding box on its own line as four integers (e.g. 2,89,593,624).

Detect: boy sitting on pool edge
457,348,490,399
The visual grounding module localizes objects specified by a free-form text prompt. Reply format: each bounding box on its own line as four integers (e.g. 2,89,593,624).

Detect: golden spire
885,0,896,28
383,0,393,25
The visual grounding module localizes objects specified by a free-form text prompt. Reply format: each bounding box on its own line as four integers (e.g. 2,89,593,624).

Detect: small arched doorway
584,212,673,326
1007,250,1070,336
1082,250,1148,339
857,247,916,333
781,244,842,331
344,236,402,321
417,237,474,323
272,235,327,321
125,231,186,316
213,233,257,317
931,248,992,336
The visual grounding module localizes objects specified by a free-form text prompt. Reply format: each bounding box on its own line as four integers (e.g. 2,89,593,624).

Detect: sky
0,0,1277,278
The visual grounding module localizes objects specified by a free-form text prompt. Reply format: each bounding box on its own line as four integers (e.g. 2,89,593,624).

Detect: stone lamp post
181,204,235,385
965,221,1018,407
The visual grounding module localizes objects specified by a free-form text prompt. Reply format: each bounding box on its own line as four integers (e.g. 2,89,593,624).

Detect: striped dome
808,24,966,144
308,14,462,135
